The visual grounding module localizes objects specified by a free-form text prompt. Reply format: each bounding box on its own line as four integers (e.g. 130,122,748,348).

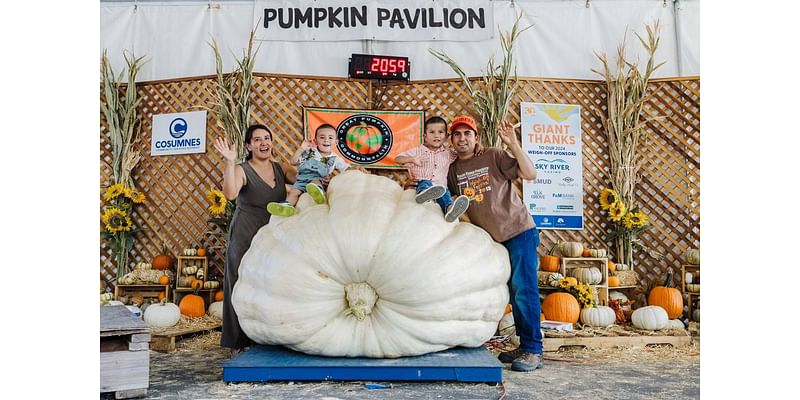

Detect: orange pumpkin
196,248,207,257
191,278,204,290
179,293,206,317
158,291,167,302
648,286,684,319
504,304,512,314
607,260,616,273
582,248,591,257
541,292,580,323
152,242,173,270
214,290,224,302
608,276,620,287
540,255,560,272
158,275,170,285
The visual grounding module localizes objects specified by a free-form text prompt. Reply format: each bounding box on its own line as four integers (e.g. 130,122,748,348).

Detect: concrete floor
102,338,699,400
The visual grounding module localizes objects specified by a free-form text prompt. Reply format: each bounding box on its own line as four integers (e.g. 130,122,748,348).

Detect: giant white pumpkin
233,171,511,358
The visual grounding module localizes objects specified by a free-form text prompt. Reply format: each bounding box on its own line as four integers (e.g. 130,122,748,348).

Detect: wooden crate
100,305,150,398
115,284,170,303
175,256,208,289
561,257,608,305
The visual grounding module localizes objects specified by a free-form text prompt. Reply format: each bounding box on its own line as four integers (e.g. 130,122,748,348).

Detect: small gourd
203,280,220,289
614,263,630,271
665,319,686,330
100,293,114,302
214,290,224,302
547,272,564,287
608,276,620,287
195,269,205,280
197,248,207,257
685,249,700,265
208,301,223,319
589,248,607,258
183,265,198,275
158,275,170,285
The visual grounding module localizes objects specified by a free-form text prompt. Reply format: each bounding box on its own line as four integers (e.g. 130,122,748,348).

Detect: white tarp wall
100,0,699,82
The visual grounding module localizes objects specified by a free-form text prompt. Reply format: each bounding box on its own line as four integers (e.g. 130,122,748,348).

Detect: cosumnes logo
337,114,393,164
155,117,200,149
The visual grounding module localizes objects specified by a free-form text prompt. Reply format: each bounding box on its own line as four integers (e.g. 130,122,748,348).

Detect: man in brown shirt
446,115,544,372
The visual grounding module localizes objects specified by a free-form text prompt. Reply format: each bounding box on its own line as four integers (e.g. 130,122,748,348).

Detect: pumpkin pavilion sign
303,107,423,168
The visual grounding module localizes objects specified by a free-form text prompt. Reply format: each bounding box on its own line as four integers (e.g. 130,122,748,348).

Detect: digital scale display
349,54,410,81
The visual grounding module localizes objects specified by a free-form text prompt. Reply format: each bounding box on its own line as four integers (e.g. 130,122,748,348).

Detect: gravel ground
101,329,699,400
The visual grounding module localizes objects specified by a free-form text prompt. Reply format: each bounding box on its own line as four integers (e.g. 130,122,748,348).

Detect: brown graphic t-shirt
447,148,535,243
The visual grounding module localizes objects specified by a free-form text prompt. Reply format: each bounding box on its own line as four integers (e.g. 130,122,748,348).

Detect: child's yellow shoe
267,202,296,217
307,183,327,204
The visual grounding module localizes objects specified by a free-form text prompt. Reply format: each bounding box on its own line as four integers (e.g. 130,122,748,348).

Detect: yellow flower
599,188,619,210
102,207,132,233
103,183,126,201
130,190,146,204
623,211,649,229
123,186,133,199
565,277,577,286
207,189,227,215
608,201,627,222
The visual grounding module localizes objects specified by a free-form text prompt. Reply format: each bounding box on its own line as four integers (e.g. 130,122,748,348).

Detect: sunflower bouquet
556,277,596,309
101,183,146,282
599,188,658,266
207,189,235,242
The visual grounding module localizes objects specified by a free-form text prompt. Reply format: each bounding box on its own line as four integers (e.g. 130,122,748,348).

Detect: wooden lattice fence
101,74,699,306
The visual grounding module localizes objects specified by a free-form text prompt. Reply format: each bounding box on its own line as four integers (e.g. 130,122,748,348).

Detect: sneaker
266,202,296,217
306,183,327,204
444,195,470,222
497,348,524,363
510,352,544,372
415,185,447,204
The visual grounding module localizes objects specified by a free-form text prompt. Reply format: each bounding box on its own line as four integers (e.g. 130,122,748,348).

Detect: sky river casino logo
336,114,393,164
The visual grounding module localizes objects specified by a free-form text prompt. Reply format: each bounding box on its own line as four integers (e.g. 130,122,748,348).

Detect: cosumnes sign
255,0,493,42
150,111,207,156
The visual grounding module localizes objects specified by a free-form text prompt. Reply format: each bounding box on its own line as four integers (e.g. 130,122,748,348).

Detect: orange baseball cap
449,115,478,133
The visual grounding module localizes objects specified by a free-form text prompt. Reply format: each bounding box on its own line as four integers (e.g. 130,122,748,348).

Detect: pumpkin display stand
173,255,216,306
222,344,502,383
149,315,221,353
541,324,691,352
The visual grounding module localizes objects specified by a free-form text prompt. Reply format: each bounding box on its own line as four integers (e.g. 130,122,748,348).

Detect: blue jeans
501,225,543,354
416,179,452,214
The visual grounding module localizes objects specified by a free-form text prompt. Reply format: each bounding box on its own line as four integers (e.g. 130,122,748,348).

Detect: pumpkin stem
547,241,560,256
343,282,378,321
663,270,673,288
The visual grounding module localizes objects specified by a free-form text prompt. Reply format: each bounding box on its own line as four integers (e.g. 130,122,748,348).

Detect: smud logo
337,114,393,164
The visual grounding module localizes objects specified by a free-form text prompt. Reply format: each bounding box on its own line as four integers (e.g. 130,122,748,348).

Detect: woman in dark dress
213,124,297,356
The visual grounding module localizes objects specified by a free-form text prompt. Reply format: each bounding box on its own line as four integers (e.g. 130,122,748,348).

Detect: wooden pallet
100,305,150,398
150,320,222,353
543,335,690,352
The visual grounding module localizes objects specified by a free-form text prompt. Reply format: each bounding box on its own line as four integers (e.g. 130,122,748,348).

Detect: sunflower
608,201,627,222
102,207,132,233
103,183,126,201
130,190,146,204
623,211,649,229
207,189,227,215
599,188,619,210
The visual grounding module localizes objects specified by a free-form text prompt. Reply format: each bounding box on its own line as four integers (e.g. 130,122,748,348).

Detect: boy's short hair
315,124,336,138
424,116,448,132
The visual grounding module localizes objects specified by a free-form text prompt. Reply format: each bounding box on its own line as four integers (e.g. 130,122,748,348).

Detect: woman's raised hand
214,137,237,163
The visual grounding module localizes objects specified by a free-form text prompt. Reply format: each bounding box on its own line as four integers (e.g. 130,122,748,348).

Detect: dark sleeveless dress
221,161,287,349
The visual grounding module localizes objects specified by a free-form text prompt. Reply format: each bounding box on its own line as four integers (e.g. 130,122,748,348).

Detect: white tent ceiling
100,0,699,82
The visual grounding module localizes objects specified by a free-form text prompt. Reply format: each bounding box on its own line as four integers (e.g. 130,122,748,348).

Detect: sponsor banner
520,102,583,230
255,0,493,42
303,107,423,168
150,110,207,156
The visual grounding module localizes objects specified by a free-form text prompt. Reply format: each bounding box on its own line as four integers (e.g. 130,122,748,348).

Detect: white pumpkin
665,319,685,330
233,171,511,358
589,248,607,258
631,306,668,330
580,306,616,327
615,263,630,271
208,301,224,320
143,301,181,327
608,290,629,303
569,267,602,285
685,249,700,265
547,272,564,287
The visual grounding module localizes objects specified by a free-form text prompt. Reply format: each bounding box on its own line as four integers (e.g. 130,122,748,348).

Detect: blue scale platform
223,345,503,383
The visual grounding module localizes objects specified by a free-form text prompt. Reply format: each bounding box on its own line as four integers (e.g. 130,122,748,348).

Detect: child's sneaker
267,201,296,217
306,183,327,204
444,195,470,223
415,185,446,204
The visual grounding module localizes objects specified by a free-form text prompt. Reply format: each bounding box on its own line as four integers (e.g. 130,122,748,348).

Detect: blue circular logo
169,118,188,138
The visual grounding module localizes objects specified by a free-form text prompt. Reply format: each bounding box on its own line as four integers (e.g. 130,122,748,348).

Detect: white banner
255,0,493,42
521,102,583,230
150,111,207,156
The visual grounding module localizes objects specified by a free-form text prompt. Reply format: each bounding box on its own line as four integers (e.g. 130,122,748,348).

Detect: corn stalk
100,50,146,186
429,13,531,148
205,28,259,162
592,21,665,267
